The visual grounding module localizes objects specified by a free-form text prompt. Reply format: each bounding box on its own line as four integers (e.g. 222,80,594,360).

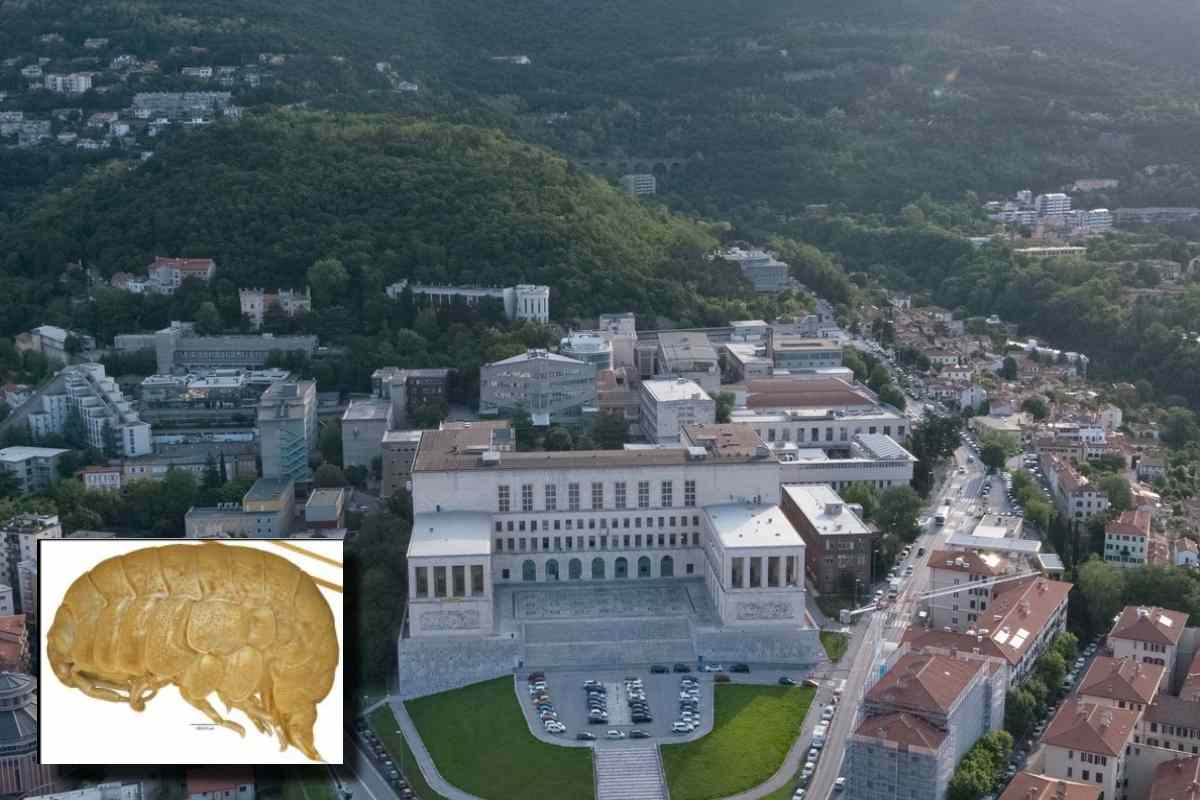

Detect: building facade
238,288,312,328
780,484,874,597
479,349,597,425
0,514,60,620
341,399,393,469
1108,606,1189,688
655,332,720,394
384,281,550,323
639,378,715,443
0,447,68,493
1042,701,1138,800
381,430,423,499
1105,510,1154,568
767,335,843,371
257,381,317,483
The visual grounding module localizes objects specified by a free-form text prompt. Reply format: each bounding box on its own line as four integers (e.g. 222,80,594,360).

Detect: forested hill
0,111,797,327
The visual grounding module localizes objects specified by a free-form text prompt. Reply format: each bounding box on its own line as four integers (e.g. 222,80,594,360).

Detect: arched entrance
638,556,652,578
592,557,606,579
522,560,536,582
546,559,559,581
660,555,674,578
615,557,628,579
569,559,583,580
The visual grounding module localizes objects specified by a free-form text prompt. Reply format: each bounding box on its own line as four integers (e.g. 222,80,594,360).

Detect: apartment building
998,773,1101,800
257,381,317,483
1077,657,1166,715
1036,193,1072,216
381,430,423,499
43,72,93,94
1043,454,1110,522
0,447,68,492
654,332,721,394
479,349,597,425
1108,606,1190,688
1042,701,1138,800
767,335,843,371
717,247,792,293
16,325,94,365
1138,701,1200,758
405,423,805,638
925,549,1011,631
1148,756,1200,800
238,287,312,328
619,173,656,196
846,651,1004,800
341,399,393,469
81,465,123,492
0,514,61,619
52,364,153,457
639,378,715,443
780,484,874,597
1105,510,1154,568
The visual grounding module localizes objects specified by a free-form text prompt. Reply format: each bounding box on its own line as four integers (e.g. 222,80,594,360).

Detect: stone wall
693,626,823,664
396,635,522,700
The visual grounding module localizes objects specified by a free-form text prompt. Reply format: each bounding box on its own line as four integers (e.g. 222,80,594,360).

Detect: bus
935,505,950,526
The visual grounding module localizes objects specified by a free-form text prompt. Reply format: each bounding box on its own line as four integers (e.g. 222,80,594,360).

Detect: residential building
341,399,393,469
560,331,614,370
780,484,874,598
81,465,123,492
131,91,232,118
145,256,216,294
43,72,93,94
766,335,842,371
16,324,94,364
998,773,1101,800
718,247,793,293
1175,538,1199,569
186,768,254,800
479,349,597,425
257,381,317,483
50,364,154,456
654,331,721,394
1147,756,1200,800
148,322,317,374
238,287,312,328
1137,699,1200,759
180,66,213,79
619,173,656,196
924,549,1011,631
1099,405,1124,433
0,514,61,618
405,422,806,637
846,651,1005,800
1105,510,1154,568
1042,700,1138,800
1108,606,1189,687
1043,453,1110,522
381,430,424,499
0,446,68,492
384,280,550,323
1138,454,1167,484
639,378,715,443
1036,193,1072,216
774,433,916,490
1077,656,1165,714
184,478,295,538
0,587,13,617
0,615,28,673
305,488,346,530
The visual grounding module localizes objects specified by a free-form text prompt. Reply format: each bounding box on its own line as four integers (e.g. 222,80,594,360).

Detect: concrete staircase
594,741,669,800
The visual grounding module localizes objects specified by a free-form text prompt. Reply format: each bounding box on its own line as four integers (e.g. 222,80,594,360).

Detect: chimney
1100,710,1113,729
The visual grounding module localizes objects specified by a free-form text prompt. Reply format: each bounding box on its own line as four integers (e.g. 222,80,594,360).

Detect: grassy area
662,684,816,800
282,775,336,800
368,706,453,800
820,630,849,664
814,593,855,621
761,775,801,800
404,677,595,800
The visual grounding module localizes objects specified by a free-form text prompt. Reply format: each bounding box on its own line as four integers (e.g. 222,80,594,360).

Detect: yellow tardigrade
46,541,339,761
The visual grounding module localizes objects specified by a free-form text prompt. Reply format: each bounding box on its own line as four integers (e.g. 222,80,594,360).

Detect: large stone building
341,399,393,469
238,287,311,328
479,349,597,425
384,281,550,323
1043,453,1111,522
780,484,874,598
256,381,317,483
1105,509,1154,568
639,378,715,443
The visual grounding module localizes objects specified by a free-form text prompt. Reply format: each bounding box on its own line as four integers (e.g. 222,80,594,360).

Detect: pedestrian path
594,740,668,800
389,698,485,800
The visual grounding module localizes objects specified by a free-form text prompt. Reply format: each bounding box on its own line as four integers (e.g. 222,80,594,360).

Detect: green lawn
761,776,801,800
404,677,595,800
820,630,849,663
282,774,336,800
368,706,452,800
662,684,816,800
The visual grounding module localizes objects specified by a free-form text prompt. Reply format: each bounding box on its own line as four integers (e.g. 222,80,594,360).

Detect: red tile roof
1149,755,1200,800
741,377,873,410
999,772,1102,800
1043,700,1138,757
1077,656,1165,706
927,549,1008,577
150,256,216,275
1106,509,1152,538
1110,606,1188,647
1148,535,1172,565
867,651,984,715
853,711,947,749
901,627,1008,662
982,577,1072,666
186,767,254,796
0,615,27,671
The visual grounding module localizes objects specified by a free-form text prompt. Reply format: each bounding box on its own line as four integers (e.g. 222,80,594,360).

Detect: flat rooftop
342,398,392,421
683,424,770,458
0,446,69,462
243,477,293,503
946,533,1042,554
383,430,424,444
771,336,841,350
642,378,711,403
705,503,804,550
855,434,915,461
305,488,344,506
782,484,871,536
409,511,493,558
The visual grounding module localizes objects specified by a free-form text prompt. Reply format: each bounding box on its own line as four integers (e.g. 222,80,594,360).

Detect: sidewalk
389,698,484,800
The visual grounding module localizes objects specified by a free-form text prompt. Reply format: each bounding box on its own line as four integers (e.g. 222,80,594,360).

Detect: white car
672,722,692,734
835,777,847,792
545,721,566,734
703,664,724,672
606,730,626,739
792,790,806,800
821,706,835,721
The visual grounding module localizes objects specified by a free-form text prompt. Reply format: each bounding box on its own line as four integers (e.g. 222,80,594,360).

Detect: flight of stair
594,740,668,800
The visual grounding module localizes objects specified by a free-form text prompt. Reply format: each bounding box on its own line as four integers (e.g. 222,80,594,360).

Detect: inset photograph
40,538,344,765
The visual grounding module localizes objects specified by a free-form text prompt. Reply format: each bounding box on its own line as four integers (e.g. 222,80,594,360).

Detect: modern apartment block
479,349,597,425
846,651,1005,800
766,334,843,371
0,447,68,493
238,287,312,328
780,484,874,597
256,381,317,483
384,280,550,323
341,399,393,469
0,514,61,619
639,378,715,443
717,247,793,293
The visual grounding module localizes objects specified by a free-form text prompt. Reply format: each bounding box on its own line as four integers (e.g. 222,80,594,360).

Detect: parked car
576,731,596,741
672,722,692,734
703,664,724,672
730,663,751,673
835,777,847,792
779,676,797,686
630,729,651,739
606,730,626,739
651,664,669,674
673,663,693,673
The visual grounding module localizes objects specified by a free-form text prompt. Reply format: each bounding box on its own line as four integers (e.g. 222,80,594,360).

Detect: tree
62,406,88,449
840,482,879,521
867,364,891,392
899,204,926,226
543,426,574,451
843,349,868,382
875,486,922,542
980,441,1008,472
1077,556,1125,636
1053,631,1079,664
0,471,20,500
879,384,906,410
1162,408,1200,448
1004,687,1038,739
318,420,343,466
313,464,347,487
592,414,627,449
101,421,120,457
1036,650,1067,694
194,301,222,335
345,464,369,489
1099,474,1132,511
64,334,84,355
1021,396,1049,420
202,453,223,489
307,257,349,308
946,759,992,800
411,401,448,429
999,357,1018,380
511,409,537,451
715,391,735,423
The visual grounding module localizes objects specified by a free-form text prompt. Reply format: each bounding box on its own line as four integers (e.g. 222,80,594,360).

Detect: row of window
753,423,906,444
1070,751,1108,765
498,480,697,513
498,555,695,582
1147,722,1200,738
495,514,703,535
1063,767,1104,785
496,531,702,553
413,564,486,598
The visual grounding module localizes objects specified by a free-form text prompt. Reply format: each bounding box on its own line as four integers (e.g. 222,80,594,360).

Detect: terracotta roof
0,615,26,671
1106,509,1152,538
866,651,983,715
1144,696,1200,731
1148,535,1172,565
982,577,1073,666
1109,606,1188,647
1149,755,1200,800
186,767,254,795
1047,453,1089,494
853,711,947,749
927,549,1008,577
1181,651,1200,702
999,772,1102,800
151,256,216,274
1077,656,1165,705
741,377,873,410
1043,700,1138,757
901,626,1008,661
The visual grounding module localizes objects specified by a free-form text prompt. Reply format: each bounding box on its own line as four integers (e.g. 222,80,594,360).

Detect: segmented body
47,541,339,761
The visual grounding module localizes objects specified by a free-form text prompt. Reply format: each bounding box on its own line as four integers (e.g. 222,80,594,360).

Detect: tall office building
256,381,317,483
